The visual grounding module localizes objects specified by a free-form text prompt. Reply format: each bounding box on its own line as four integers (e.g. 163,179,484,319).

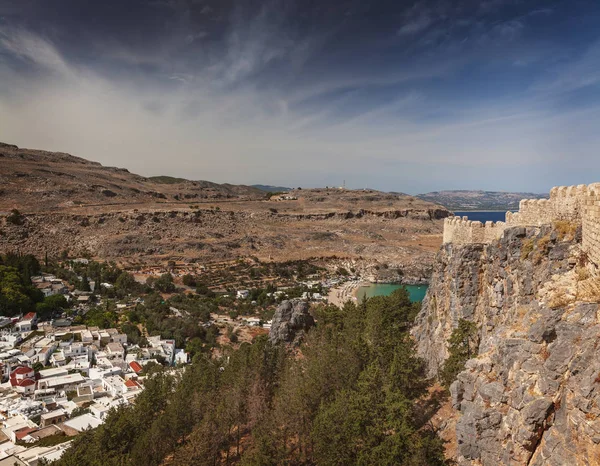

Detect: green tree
115,272,139,295
154,273,176,293
182,274,197,287
440,319,479,387
36,294,68,320
79,275,91,292
0,265,35,316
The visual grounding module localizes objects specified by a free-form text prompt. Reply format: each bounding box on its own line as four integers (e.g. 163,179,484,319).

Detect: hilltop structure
443,183,600,264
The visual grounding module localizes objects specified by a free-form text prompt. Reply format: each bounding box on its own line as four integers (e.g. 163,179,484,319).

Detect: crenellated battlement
443,217,506,245
443,183,600,264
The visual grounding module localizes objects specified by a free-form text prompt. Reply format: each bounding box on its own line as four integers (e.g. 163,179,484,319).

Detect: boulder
269,299,315,345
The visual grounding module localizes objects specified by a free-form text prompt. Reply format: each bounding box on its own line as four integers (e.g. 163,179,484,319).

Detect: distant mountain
251,184,291,192
416,190,548,211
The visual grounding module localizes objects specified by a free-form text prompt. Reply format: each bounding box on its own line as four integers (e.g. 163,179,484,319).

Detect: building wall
443,183,600,265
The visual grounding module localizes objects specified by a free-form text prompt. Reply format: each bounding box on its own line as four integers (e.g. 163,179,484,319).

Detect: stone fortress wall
442,217,506,245
443,183,600,264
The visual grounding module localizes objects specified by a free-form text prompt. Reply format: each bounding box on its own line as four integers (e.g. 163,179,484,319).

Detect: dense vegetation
0,253,43,316
56,289,447,466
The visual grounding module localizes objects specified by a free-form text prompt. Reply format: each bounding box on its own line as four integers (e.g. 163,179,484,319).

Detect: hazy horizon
2,0,600,194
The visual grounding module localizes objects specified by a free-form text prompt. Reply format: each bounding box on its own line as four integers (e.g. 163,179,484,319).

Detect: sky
1,0,600,194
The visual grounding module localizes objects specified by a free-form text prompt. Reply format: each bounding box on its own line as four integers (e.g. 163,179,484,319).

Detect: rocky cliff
413,223,600,465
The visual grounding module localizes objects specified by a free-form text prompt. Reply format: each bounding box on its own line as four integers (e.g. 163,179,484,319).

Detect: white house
102,376,126,397
174,349,188,365
9,367,36,395
105,342,125,360
111,334,127,345
236,290,250,299
15,313,37,333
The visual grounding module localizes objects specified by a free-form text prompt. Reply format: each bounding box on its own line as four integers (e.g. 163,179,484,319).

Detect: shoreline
328,280,429,307
327,279,368,307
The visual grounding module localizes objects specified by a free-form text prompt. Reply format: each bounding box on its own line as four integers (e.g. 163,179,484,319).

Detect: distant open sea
453,211,514,223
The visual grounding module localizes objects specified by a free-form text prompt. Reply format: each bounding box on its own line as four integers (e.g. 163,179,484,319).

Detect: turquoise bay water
356,284,428,303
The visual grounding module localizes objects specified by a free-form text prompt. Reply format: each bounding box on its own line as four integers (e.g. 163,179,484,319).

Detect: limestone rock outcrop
269,299,315,345
413,225,600,465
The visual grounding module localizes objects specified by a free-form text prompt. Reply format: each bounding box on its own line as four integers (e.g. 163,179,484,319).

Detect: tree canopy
56,289,447,466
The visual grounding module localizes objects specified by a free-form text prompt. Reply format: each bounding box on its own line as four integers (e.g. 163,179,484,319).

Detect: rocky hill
417,190,548,211
0,142,265,212
413,221,600,464
0,142,451,275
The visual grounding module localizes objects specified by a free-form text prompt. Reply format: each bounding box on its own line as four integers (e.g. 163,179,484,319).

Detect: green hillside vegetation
0,253,43,316
56,289,447,466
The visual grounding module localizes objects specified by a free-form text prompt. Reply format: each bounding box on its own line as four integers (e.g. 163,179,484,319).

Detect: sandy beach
327,279,368,307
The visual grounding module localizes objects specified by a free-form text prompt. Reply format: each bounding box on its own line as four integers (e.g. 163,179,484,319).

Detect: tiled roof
15,427,37,440
129,361,143,373
11,366,33,376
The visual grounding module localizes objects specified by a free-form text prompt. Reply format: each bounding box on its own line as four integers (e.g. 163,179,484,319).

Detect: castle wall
443,217,505,246
443,183,600,265
583,183,600,265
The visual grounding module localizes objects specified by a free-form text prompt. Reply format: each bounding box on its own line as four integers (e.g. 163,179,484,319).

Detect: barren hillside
0,142,264,212
0,142,451,276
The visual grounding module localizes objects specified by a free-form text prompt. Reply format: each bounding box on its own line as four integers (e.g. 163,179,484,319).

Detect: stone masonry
443,183,600,265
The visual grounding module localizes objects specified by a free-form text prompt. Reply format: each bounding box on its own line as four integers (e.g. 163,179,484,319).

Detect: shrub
547,292,573,309
6,209,23,225
576,267,591,282
554,220,578,241
520,239,534,260
533,235,551,264
182,274,197,287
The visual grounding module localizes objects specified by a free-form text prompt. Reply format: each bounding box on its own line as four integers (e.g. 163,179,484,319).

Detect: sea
453,211,510,223
356,284,428,303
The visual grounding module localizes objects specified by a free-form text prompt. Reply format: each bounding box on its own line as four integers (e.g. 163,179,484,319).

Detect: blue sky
1,0,600,194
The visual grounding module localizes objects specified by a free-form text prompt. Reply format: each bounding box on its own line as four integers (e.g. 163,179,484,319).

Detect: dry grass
533,235,551,264
521,239,535,260
575,266,591,282
554,220,578,241
540,345,550,361
576,274,600,303
547,292,574,309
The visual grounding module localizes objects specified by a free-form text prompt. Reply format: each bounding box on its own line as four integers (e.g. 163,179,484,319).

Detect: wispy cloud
532,39,600,94
398,15,432,36
1,0,600,193
0,28,71,75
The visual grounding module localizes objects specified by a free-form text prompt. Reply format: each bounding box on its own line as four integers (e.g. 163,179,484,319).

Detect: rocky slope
413,224,600,465
0,206,445,277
